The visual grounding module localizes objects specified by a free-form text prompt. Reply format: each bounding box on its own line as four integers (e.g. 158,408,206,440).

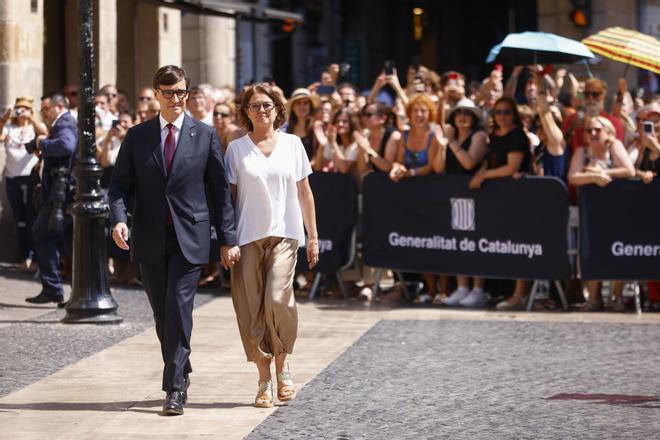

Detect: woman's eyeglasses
157,89,189,100
248,102,274,113
214,112,230,118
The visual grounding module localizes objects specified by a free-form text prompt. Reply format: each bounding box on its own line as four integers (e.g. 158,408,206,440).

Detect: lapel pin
190,131,195,137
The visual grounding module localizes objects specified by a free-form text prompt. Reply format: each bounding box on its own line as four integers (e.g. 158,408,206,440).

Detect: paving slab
248,319,660,440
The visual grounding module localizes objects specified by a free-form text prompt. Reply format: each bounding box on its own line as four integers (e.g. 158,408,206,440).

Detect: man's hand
35,134,47,149
221,245,241,270
112,223,130,250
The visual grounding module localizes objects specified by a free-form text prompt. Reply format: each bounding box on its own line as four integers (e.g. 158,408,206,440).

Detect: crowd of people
2,60,660,312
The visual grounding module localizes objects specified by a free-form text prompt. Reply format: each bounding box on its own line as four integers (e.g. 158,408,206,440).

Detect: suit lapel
169,114,196,178
149,117,166,178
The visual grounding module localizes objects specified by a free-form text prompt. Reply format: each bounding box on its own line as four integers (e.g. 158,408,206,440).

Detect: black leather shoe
163,391,185,415
26,292,64,304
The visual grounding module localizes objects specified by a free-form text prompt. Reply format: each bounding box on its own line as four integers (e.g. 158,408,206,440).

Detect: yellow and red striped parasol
582,27,660,74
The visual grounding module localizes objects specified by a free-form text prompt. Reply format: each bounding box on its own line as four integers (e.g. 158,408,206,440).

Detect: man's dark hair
42,92,69,109
153,65,190,90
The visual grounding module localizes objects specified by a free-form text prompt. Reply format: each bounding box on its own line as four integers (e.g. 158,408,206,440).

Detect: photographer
25,93,77,304
0,97,47,270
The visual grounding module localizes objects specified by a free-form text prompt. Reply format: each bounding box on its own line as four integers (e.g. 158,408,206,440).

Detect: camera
25,138,38,154
111,119,120,129
48,166,71,233
14,108,24,117
644,121,654,134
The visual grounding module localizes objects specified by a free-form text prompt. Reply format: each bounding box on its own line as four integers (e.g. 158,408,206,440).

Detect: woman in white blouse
224,83,319,408
0,97,47,269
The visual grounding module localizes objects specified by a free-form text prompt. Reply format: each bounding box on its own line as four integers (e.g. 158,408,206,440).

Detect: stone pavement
1,268,659,439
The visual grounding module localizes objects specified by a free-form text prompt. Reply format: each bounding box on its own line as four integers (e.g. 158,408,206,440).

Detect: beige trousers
231,236,298,362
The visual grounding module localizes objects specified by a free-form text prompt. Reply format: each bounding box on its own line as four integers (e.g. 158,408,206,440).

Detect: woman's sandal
276,370,297,402
254,380,274,408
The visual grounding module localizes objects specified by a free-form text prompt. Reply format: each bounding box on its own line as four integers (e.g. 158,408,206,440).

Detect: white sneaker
417,293,432,304
443,287,470,306
459,288,488,308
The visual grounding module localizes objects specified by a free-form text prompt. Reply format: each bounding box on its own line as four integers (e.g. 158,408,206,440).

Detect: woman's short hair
237,82,287,131
405,93,437,123
152,65,190,90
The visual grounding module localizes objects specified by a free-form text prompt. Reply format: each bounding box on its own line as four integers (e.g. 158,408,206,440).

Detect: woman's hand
389,162,408,182
469,168,487,189
307,239,319,269
327,124,337,145
642,132,660,154
593,172,612,187
638,170,655,184
0,108,11,125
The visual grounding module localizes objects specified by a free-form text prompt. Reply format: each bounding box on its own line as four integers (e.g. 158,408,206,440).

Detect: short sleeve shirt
486,126,531,172
2,124,37,178
224,132,313,247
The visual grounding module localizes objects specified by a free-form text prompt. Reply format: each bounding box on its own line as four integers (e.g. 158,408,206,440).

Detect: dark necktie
164,123,176,225
164,123,176,175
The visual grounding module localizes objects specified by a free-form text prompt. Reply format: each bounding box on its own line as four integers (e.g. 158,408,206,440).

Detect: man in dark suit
109,65,240,415
26,93,77,304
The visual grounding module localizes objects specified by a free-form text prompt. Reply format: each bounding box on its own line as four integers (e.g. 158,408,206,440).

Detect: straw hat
14,96,34,110
447,98,482,122
286,88,320,114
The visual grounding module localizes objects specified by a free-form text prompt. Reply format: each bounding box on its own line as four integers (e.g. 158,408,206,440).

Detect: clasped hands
112,222,242,269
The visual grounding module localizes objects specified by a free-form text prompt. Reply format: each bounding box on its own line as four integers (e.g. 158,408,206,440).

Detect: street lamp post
62,0,122,324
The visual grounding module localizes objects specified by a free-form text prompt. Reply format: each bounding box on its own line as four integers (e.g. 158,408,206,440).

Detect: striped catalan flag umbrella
582,27,660,74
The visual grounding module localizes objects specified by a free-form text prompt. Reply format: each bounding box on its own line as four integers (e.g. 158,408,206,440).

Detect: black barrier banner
579,180,660,280
297,173,357,273
362,173,572,280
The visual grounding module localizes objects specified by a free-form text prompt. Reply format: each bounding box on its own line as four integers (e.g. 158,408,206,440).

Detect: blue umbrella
486,31,595,65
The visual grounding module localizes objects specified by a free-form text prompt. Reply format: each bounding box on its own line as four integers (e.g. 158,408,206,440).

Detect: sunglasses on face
248,102,274,113
494,109,512,116
583,91,602,99
157,89,189,100
213,111,230,118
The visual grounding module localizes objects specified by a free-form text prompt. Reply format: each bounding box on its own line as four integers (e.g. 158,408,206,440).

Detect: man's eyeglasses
248,102,274,113
157,89,189,100
583,91,602,99
214,112,230,118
